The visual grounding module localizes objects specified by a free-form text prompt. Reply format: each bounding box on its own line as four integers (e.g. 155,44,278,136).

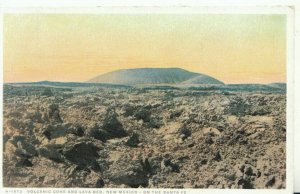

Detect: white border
294,2,300,193
0,6,294,14
0,2,297,194
0,4,3,192
0,0,298,8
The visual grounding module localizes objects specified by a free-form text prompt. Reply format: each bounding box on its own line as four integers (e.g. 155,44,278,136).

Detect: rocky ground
3,85,286,189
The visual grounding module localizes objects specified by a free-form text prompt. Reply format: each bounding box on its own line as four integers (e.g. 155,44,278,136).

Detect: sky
4,14,286,84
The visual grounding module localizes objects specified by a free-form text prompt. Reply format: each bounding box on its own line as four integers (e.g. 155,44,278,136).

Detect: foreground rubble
3,85,286,188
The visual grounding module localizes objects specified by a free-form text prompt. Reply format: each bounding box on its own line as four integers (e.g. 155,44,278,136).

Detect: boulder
265,176,276,188
161,158,180,173
178,125,191,140
237,177,253,189
212,151,222,162
38,144,64,163
122,104,137,117
63,140,100,166
48,104,62,123
88,127,110,142
108,159,149,188
149,116,163,129
125,133,140,147
134,107,151,122
169,110,182,119
102,111,127,139
15,158,33,167
88,111,127,142
84,171,105,188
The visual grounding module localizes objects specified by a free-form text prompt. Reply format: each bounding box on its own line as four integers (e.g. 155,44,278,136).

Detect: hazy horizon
4,14,286,84
4,67,286,85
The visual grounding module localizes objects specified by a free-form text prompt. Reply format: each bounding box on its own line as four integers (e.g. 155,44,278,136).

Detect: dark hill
87,68,224,85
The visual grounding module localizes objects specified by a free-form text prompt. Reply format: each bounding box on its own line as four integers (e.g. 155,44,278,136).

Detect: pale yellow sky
4,14,286,84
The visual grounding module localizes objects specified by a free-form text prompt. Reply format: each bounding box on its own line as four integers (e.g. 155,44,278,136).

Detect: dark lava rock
147,156,163,174
237,177,254,189
48,104,62,123
250,106,270,116
140,157,152,174
162,158,180,173
200,159,208,165
227,133,243,146
89,161,102,172
10,135,26,145
149,117,163,129
177,155,189,162
227,97,249,116
265,176,276,187
67,167,105,188
274,117,286,132
134,107,151,122
179,126,191,140
63,141,100,166
69,125,85,137
244,166,254,176
39,144,64,163
96,178,105,188
41,124,68,140
14,148,34,159
108,159,149,188
187,142,195,147
102,111,127,138
257,171,261,178
204,136,214,145
88,127,109,142
15,158,33,167
125,133,140,147
10,136,38,157
88,111,127,142
212,151,222,162
43,129,52,140
239,164,245,173
122,104,136,117
169,110,182,119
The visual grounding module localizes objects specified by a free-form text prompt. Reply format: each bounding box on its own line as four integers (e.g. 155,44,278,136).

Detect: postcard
0,1,298,194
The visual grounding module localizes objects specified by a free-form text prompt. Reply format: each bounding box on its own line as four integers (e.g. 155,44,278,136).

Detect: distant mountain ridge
8,81,131,88
87,68,224,85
